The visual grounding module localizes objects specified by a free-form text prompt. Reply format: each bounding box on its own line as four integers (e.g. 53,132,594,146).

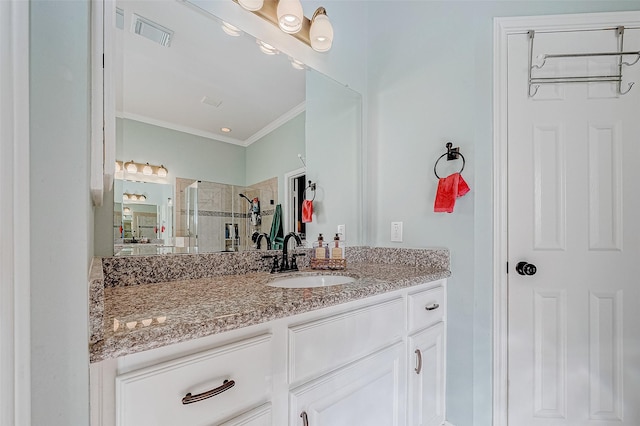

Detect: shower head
239,193,252,203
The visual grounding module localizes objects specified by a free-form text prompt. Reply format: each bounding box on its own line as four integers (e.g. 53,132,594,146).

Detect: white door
507,27,640,425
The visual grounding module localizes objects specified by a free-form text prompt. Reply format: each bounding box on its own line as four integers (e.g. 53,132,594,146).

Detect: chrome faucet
281,232,303,271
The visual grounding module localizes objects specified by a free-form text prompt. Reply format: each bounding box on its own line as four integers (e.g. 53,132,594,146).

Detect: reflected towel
434,173,470,213
302,199,313,223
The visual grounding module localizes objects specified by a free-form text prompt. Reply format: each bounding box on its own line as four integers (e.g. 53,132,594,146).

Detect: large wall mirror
110,0,362,255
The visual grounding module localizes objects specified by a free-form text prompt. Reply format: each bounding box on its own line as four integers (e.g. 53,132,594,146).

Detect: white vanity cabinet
407,285,447,426
90,279,447,426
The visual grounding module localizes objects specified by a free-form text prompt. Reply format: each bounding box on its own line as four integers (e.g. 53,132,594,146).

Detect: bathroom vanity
89,248,450,426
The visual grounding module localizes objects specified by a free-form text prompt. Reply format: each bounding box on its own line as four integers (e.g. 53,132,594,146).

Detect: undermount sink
268,274,355,289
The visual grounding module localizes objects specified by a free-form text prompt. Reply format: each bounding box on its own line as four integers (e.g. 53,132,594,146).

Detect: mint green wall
366,2,640,425
306,71,363,244
245,112,306,203
30,1,91,425
118,118,246,185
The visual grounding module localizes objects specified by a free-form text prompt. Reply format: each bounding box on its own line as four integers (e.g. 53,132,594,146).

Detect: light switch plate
337,224,346,239
391,222,403,242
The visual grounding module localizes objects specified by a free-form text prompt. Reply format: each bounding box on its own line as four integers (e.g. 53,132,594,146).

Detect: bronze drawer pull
301,411,309,426
425,303,440,311
181,379,235,405
415,349,423,374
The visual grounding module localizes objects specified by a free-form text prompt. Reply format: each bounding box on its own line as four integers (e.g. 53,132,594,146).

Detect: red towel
302,200,313,223
434,173,470,213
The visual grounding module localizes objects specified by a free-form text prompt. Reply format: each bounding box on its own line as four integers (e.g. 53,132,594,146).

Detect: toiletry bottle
331,233,344,259
313,234,328,259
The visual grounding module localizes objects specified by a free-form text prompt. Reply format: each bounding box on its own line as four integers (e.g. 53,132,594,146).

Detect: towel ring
434,142,465,179
303,181,316,201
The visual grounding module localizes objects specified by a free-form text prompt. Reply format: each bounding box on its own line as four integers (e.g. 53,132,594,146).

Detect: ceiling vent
132,14,173,47
201,96,223,108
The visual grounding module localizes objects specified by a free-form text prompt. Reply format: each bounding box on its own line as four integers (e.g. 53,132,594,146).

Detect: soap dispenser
331,233,345,259
313,233,328,259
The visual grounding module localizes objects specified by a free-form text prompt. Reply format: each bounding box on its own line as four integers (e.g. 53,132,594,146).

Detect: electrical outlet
337,224,346,239
391,222,403,242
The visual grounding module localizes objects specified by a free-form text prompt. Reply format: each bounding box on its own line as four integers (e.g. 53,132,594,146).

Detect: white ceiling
115,0,306,145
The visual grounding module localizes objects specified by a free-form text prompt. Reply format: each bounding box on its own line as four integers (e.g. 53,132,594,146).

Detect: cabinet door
289,342,406,426
219,403,271,426
409,322,445,426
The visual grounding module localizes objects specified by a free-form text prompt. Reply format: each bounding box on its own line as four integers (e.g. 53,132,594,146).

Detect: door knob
516,261,537,276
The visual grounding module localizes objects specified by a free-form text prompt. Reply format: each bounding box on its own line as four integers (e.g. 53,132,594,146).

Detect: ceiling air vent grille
132,14,173,47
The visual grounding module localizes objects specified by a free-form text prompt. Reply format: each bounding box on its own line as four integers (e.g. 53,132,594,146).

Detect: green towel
270,204,284,250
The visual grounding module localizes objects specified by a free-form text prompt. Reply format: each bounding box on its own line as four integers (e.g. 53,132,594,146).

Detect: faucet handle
261,255,279,273
291,253,306,270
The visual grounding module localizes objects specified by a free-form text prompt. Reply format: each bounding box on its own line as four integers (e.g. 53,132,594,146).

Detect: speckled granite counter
89,247,450,363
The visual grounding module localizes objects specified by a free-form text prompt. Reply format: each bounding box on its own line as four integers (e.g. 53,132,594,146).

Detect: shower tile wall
174,177,278,253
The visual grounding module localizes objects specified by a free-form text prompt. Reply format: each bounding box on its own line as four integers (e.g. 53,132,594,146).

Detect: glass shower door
185,181,198,252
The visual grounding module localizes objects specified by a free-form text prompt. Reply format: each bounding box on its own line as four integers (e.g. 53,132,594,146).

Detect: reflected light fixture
221,127,232,133
233,0,334,53
277,0,303,34
289,57,306,70
221,21,243,37
238,0,263,11
116,160,168,178
257,39,279,55
157,165,168,178
125,160,138,173
123,192,148,202
310,7,333,52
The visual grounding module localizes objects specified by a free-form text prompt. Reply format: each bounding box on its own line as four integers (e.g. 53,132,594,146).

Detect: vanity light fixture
157,165,168,178
309,7,333,52
124,160,138,174
233,0,334,53
277,0,303,34
117,160,169,178
221,21,243,37
142,163,153,176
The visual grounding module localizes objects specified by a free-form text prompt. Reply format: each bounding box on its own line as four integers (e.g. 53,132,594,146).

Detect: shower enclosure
178,177,278,253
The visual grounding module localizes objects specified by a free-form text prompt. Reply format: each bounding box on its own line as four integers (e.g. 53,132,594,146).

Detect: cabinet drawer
116,334,272,426
408,283,445,333
288,298,404,384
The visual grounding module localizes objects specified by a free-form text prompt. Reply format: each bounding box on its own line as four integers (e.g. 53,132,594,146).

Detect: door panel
507,27,640,426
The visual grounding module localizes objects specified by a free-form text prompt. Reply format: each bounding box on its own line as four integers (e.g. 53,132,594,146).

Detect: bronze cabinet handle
300,411,309,426
181,379,235,405
425,303,440,311
415,349,423,374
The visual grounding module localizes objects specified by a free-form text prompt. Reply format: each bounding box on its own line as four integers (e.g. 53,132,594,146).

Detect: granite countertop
90,262,450,362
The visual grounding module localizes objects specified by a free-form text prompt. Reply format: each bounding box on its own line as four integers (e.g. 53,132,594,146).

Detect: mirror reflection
112,0,361,255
